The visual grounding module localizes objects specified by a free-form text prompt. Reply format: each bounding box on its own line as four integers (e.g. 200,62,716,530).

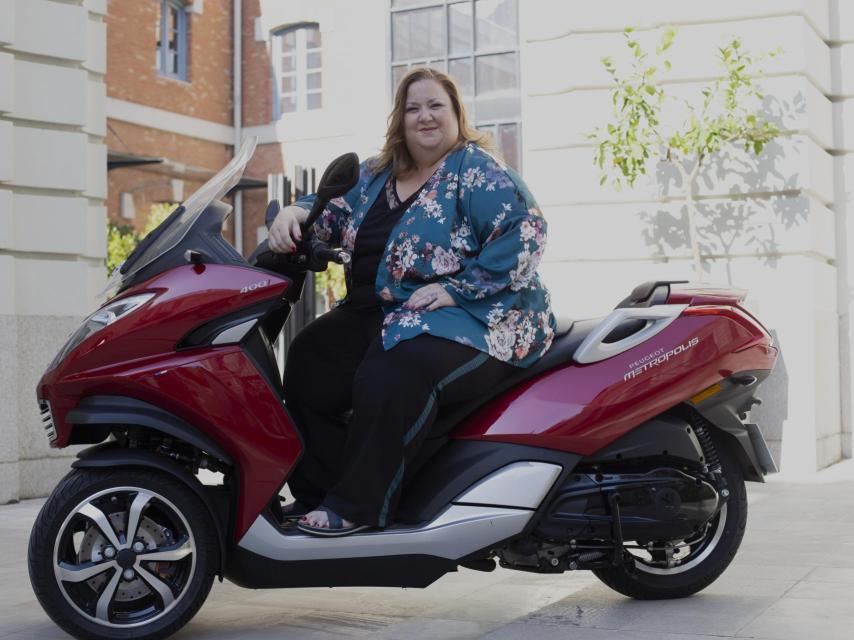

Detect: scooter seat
430,316,603,437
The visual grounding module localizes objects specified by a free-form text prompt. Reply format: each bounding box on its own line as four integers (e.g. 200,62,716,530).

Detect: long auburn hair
374,67,495,176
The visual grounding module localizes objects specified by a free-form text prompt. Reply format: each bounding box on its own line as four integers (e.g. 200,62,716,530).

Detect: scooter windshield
102,136,258,295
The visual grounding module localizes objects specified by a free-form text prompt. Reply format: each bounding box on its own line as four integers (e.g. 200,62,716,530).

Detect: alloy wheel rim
52,486,196,628
629,502,728,575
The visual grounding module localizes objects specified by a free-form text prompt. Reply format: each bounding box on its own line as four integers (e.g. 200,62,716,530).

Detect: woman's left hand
404,283,457,312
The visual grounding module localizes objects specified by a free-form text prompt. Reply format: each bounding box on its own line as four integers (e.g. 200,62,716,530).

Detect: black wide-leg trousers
282,304,516,527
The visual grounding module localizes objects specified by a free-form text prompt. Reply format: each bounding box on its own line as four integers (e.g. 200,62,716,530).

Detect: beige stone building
0,0,107,503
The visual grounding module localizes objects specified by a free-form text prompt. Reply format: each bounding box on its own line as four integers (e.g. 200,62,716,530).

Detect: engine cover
536,467,719,542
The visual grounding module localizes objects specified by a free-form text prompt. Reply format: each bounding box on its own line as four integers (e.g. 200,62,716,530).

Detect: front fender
72,442,231,578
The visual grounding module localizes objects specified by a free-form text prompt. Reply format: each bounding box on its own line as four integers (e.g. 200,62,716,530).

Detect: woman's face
403,78,460,163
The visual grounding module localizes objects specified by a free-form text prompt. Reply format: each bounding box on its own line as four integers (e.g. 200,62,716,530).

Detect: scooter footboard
227,445,580,589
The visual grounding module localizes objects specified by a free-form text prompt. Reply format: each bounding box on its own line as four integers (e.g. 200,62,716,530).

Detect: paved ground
2,461,853,639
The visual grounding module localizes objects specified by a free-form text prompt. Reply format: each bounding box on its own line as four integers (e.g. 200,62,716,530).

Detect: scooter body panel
38,264,300,539
451,308,776,454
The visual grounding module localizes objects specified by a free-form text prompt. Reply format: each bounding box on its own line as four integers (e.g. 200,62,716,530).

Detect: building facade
2,0,852,504
246,0,852,472
105,0,239,243
0,0,108,503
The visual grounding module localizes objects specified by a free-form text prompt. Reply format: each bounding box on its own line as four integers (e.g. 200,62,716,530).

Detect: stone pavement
1,461,853,639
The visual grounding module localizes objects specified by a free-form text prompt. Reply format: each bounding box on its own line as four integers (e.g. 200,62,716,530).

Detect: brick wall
106,0,233,125
106,120,233,235
106,0,285,256
242,0,273,127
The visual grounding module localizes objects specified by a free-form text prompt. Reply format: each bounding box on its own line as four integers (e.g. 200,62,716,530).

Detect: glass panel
280,30,296,52
392,8,443,61
307,92,322,109
306,51,322,69
169,26,179,54
475,53,520,120
476,124,496,148
449,58,473,99
449,3,473,55
392,64,409,92
475,0,517,51
280,54,295,73
168,6,178,36
498,122,520,171
305,27,322,49
306,72,322,90
280,75,295,93
280,95,297,113
392,0,433,7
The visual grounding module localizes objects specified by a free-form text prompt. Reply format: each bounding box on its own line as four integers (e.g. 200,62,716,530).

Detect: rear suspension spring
692,412,721,473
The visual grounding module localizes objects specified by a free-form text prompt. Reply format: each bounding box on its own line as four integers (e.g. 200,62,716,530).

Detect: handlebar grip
313,245,351,265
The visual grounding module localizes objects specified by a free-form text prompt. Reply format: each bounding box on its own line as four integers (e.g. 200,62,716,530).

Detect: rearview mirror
315,152,360,201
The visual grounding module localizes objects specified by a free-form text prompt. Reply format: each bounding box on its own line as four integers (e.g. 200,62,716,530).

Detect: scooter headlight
49,293,156,370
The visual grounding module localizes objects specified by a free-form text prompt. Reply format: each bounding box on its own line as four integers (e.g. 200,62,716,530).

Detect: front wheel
28,468,217,640
593,434,748,599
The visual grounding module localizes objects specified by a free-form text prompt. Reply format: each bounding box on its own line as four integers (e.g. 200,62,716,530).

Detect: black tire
28,468,217,640
593,434,748,599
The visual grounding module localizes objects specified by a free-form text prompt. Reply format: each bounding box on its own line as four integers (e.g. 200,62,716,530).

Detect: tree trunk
677,161,703,281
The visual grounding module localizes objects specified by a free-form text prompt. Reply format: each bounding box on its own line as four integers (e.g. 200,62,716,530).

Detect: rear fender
72,442,231,578
688,369,777,482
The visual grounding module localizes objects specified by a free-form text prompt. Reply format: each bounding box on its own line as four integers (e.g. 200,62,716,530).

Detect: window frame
390,0,522,171
272,23,324,118
156,0,189,82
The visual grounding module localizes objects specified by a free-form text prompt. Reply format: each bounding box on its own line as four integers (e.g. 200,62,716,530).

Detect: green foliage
105,203,179,275
315,263,347,310
145,203,176,235
106,222,138,275
591,27,781,189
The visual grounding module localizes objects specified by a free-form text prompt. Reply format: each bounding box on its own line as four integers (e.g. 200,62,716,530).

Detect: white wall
520,0,848,471
246,0,390,179
0,0,107,503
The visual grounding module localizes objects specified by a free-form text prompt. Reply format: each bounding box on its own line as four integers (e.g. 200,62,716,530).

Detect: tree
590,27,781,280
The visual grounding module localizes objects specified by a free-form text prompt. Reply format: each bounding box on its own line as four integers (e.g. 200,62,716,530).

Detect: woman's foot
279,499,311,522
297,506,372,537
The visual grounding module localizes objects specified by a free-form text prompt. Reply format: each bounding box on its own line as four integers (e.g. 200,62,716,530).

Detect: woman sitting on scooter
267,67,556,537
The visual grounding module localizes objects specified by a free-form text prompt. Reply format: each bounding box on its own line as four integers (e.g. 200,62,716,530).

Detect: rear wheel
28,468,217,640
593,435,748,599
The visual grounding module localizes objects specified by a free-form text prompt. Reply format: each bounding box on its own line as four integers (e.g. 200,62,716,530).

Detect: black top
348,177,420,309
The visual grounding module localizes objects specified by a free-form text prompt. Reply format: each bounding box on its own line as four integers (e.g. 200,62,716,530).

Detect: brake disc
80,512,168,602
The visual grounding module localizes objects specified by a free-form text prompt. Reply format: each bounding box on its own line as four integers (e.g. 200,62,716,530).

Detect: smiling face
403,78,461,166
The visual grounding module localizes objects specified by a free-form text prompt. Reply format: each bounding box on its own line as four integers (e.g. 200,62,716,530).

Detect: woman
267,67,555,536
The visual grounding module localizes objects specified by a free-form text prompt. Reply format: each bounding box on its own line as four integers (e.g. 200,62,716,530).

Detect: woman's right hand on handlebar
268,205,309,254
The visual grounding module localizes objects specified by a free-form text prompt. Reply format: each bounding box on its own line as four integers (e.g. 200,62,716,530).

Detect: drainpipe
233,0,243,254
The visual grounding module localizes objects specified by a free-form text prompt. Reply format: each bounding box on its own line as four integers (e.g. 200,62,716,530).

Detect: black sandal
296,506,371,537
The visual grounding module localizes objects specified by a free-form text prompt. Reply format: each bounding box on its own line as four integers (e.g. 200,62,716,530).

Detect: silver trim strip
454,462,562,509
238,505,533,561
573,304,689,364
212,319,257,345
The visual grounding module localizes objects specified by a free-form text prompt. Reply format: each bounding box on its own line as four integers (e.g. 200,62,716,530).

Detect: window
390,0,522,171
156,0,189,81
273,24,323,116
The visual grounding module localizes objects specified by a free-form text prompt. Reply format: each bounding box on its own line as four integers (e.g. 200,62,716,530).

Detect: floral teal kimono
292,143,556,368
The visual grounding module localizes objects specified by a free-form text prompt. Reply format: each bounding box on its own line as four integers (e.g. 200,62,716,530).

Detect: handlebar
312,245,351,265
